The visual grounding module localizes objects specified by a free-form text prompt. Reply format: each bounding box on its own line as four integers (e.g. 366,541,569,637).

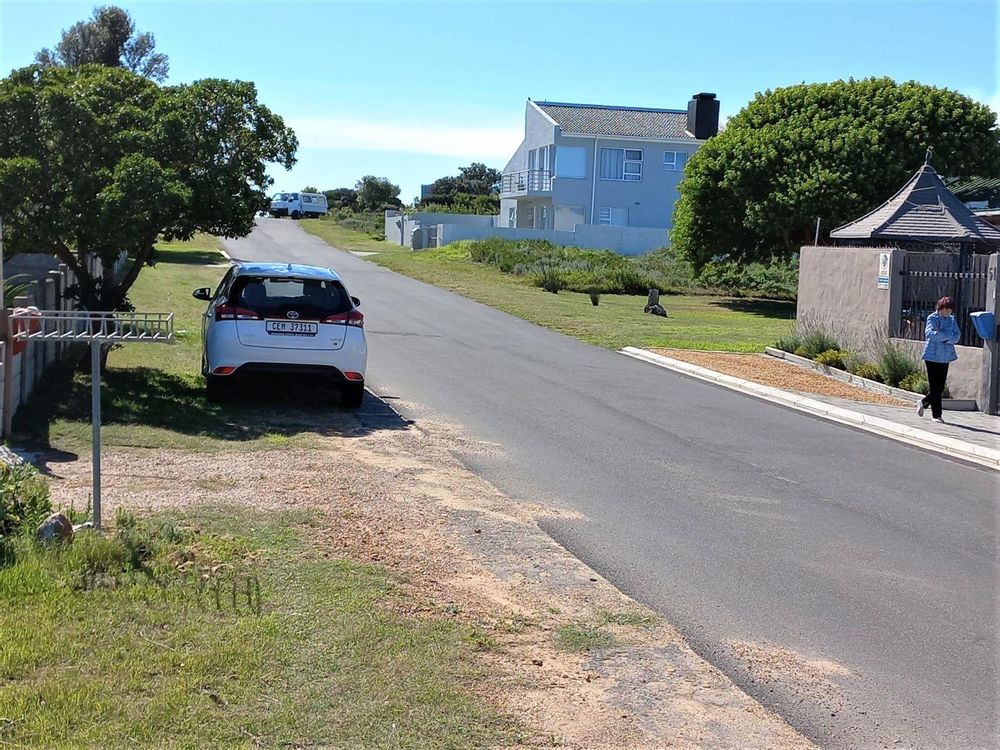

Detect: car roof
232,262,343,282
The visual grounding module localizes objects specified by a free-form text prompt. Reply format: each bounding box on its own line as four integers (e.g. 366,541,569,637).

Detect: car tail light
216,305,260,321
322,310,364,328
343,371,364,381
213,366,237,376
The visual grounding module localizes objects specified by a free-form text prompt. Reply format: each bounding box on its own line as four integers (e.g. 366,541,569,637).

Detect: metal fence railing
10,309,174,343
500,169,552,195
897,252,989,348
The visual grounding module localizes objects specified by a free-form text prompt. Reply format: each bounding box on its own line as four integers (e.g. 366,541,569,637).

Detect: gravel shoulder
650,349,910,407
44,406,814,749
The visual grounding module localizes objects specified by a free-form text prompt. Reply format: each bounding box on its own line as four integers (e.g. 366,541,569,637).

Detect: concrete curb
620,347,1000,472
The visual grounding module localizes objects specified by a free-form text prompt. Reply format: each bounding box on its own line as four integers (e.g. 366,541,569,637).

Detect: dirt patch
650,349,910,407
44,416,814,749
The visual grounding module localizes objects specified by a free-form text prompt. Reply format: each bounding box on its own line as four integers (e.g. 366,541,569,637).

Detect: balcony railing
500,169,552,195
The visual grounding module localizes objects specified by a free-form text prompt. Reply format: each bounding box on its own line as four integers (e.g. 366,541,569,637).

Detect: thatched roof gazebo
830,154,1000,252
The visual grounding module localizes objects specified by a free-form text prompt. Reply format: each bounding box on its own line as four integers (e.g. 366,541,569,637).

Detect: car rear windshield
230,276,351,319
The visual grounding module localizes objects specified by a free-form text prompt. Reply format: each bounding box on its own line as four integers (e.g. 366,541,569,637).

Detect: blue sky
1,0,997,202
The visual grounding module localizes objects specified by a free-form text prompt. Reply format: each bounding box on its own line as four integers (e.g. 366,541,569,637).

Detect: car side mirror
192,288,212,301
351,296,361,307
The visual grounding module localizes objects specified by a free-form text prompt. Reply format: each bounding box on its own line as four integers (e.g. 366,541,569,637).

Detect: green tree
422,162,501,207
301,186,319,193
354,176,401,212
671,78,1000,270
0,65,297,315
35,5,169,82
324,188,358,210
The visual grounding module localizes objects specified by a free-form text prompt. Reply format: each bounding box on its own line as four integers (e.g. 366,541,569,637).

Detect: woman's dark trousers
922,361,949,419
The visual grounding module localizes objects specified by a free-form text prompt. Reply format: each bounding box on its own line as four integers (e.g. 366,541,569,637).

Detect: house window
508,207,516,227
663,151,688,171
599,148,642,181
598,207,629,226
555,146,586,178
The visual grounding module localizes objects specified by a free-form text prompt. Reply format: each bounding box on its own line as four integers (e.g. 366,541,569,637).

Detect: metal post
91,342,102,528
0,216,5,310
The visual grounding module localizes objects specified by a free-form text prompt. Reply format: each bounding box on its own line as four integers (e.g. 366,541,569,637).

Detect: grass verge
12,236,373,454
0,507,516,749
553,622,618,652
301,220,793,352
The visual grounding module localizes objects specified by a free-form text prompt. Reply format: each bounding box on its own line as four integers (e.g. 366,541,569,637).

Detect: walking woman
917,296,960,423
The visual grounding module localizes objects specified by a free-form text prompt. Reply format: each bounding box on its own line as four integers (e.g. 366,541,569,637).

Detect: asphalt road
223,219,998,749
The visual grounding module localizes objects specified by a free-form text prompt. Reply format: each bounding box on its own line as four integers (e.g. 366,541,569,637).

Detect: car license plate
265,319,318,336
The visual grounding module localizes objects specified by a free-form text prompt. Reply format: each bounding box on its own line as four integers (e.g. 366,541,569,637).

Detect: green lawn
14,237,350,453
0,508,516,749
301,219,794,352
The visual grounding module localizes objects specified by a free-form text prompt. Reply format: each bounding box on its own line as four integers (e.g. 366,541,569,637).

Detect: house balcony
500,169,552,197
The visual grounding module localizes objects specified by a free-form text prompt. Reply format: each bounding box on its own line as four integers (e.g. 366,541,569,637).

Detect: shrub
814,349,851,370
796,328,841,359
696,257,799,300
775,335,802,353
878,342,920,387
899,372,929,395
0,464,51,539
852,362,884,383
532,267,566,294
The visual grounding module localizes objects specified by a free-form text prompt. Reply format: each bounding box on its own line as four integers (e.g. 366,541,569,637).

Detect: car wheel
340,383,365,408
206,374,229,402
291,210,300,220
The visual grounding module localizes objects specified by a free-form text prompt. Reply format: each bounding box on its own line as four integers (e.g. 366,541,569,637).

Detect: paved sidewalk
805,393,1000,453
622,347,1000,471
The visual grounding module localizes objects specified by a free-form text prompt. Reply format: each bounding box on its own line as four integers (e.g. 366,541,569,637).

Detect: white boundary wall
386,211,668,255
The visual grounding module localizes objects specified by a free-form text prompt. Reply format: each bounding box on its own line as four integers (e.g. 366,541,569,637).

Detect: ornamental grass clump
877,341,920,388
795,328,841,359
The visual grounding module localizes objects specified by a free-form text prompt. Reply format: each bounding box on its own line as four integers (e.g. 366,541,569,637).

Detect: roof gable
829,163,1000,246
535,101,694,140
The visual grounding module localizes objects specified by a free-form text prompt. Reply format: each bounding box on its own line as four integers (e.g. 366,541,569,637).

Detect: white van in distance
269,191,328,219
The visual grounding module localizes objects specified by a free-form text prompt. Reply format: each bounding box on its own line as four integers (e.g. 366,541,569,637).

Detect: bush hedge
460,237,797,299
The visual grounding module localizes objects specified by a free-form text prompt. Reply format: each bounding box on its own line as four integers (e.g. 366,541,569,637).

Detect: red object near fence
10,307,42,355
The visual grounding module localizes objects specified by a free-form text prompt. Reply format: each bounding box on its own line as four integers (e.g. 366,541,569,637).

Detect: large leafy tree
422,162,501,207
0,64,298,313
354,175,401,212
35,5,170,82
323,188,358,210
672,78,1000,270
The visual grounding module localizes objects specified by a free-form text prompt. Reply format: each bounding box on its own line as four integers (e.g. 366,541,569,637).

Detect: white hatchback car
193,262,368,406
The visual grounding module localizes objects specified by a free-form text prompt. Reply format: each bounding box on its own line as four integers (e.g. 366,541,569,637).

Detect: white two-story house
499,93,720,233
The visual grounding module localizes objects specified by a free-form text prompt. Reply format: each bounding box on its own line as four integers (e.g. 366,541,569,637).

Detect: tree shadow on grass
154,249,226,266
14,359,408,452
710,298,796,319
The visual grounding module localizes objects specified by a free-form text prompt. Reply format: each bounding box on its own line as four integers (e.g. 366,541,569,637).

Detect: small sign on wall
877,252,891,289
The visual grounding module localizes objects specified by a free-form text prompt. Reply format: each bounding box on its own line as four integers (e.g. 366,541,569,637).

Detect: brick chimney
687,93,720,140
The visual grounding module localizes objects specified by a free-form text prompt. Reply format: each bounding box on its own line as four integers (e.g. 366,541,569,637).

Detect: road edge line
619,347,1000,472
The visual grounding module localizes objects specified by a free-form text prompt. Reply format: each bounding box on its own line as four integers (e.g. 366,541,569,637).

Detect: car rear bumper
206,325,367,380
224,362,363,382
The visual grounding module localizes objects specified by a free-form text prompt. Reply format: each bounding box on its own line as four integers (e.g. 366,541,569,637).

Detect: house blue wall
500,101,702,232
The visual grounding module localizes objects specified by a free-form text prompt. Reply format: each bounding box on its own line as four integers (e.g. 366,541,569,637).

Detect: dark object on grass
36,512,73,543
644,288,668,317
589,293,600,306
